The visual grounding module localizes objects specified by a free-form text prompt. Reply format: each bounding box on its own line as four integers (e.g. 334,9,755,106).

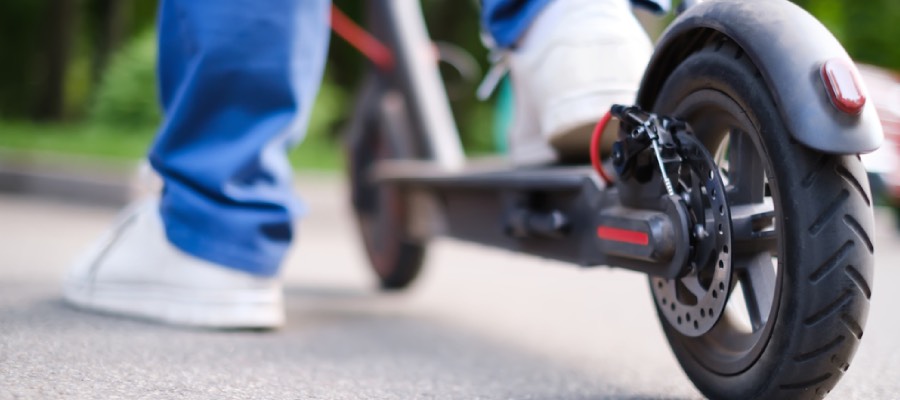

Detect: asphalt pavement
1,174,899,399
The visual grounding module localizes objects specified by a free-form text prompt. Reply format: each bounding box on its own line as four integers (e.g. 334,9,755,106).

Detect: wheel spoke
725,130,766,205
735,252,776,331
730,201,778,256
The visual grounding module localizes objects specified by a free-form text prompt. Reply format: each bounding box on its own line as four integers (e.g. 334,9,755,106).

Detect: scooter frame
344,0,880,277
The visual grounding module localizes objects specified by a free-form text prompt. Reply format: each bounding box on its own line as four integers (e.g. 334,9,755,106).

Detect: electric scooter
339,1,883,399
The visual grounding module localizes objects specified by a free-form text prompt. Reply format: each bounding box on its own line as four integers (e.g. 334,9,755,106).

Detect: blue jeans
483,0,669,47
152,0,668,276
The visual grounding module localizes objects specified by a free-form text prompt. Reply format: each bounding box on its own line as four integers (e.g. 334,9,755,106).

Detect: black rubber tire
652,41,875,400
346,91,426,291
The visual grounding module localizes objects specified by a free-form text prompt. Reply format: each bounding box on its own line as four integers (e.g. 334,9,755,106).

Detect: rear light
821,58,867,115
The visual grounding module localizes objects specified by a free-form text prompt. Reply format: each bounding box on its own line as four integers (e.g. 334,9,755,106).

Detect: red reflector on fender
821,58,867,115
597,226,649,246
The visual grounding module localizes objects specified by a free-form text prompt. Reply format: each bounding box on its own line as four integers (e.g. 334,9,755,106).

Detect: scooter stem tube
381,0,465,170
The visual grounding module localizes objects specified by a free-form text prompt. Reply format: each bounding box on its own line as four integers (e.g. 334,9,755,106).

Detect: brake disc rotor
651,133,732,337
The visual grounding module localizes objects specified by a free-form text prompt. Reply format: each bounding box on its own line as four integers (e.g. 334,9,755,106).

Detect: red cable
330,5,395,71
591,110,615,184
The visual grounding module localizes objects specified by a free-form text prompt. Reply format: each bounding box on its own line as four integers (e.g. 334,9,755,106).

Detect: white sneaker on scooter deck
62,199,285,329
508,0,653,164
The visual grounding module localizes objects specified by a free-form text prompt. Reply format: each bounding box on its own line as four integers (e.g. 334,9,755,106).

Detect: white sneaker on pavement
62,199,285,329
508,0,653,164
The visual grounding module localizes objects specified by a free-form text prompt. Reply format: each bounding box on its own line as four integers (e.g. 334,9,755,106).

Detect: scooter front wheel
652,41,874,400
347,90,427,290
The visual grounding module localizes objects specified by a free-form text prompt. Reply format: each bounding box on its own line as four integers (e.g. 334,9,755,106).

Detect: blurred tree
86,0,130,85
35,0,78,121
0,0,157,121
1,0,898,141
0,1,49,119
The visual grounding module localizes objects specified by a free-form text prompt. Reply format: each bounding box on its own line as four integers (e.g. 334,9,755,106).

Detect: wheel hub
650,133,733,337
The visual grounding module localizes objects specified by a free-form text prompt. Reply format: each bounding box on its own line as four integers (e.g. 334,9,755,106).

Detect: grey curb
0,148,137,207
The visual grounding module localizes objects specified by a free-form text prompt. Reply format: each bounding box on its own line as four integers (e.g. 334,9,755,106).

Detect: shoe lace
476,31,510,101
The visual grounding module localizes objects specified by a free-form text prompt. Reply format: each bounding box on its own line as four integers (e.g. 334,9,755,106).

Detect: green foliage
88,30,160,128
65,49,95,119
793,0,900,70
0,1,48,118
0,0,159,120
841,0,900,70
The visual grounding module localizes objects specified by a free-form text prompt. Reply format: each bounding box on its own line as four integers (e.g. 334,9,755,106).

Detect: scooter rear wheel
652,41,874,400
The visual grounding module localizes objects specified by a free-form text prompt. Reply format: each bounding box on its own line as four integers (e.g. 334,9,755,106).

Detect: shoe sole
63,280,285,329
544,88,636,161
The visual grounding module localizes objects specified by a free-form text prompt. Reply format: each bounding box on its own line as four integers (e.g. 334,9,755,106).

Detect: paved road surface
2,175,899,399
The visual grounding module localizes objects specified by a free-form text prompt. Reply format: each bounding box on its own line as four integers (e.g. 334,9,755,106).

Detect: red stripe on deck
597,226,649,246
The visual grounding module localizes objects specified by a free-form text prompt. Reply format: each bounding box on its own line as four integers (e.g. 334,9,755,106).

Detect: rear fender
638,0,883,154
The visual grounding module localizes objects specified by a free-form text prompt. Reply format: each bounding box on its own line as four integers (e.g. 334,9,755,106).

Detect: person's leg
63,0,330,328
154,0,330,276
480,0,667,164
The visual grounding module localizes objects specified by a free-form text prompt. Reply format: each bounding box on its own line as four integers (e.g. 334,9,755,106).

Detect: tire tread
844,265,872,299
779,373,833,390
802,290,852,326
781,151,873,398
835,164,872,206
793,335,846,362
843,215,874,254
807,190,849,235
808,241,854,283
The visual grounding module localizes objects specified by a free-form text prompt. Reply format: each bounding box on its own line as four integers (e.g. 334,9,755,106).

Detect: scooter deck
371,158,684,277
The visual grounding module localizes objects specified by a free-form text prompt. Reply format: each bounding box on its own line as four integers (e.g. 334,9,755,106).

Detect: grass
0,121,155,159
0,121,344,171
